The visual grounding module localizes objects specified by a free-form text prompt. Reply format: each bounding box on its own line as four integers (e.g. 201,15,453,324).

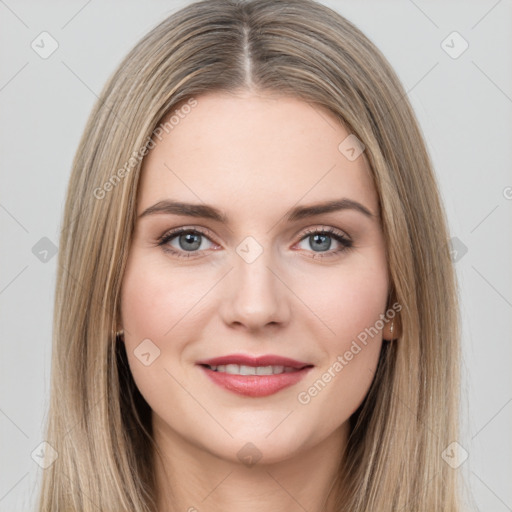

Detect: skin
120,90,393,512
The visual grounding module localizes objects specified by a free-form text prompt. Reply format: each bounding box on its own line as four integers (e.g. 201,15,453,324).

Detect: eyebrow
138,198,377,223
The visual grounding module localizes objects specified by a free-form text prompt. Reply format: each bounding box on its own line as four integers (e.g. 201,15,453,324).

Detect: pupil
180,232,201,251
312,234,331,251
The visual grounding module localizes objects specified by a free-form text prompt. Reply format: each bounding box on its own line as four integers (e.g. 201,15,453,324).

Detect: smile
204,364,299,375
196,354,314,397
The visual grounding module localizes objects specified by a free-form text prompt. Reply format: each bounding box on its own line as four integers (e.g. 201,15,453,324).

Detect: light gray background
1,1,511,510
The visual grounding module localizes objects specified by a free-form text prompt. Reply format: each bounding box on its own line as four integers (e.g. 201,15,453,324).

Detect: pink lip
196,353,314,398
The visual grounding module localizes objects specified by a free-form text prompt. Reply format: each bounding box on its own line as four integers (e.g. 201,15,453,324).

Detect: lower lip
198,365,313,397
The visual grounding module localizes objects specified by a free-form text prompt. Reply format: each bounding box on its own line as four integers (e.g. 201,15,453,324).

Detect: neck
153,418,348,512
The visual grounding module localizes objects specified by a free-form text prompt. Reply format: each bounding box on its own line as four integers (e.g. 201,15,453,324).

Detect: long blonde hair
38,0,461,510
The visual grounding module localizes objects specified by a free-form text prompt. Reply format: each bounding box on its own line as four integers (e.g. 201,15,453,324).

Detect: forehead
137,92,378,220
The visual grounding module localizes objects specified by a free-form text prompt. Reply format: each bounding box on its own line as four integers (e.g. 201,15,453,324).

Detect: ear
383,290,401,341
382,318,396,341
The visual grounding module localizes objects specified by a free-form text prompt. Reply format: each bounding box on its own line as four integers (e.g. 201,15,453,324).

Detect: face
120,91,391,465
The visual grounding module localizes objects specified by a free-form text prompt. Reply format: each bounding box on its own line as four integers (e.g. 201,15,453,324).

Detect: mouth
202,363,302,375
196,354,314,397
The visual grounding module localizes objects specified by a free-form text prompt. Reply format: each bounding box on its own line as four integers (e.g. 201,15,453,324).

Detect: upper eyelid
160,226,217,243
301,226,351,240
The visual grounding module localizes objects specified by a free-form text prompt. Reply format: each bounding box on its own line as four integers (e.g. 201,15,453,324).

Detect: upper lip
196,354,313,369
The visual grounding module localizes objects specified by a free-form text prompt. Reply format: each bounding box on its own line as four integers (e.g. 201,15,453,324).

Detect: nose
219,246,291,332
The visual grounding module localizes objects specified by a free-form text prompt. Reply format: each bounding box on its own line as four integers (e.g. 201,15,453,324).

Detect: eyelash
156,226,353,260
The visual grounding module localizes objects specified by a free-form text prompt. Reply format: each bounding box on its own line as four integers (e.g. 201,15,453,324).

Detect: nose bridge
221,235,289,328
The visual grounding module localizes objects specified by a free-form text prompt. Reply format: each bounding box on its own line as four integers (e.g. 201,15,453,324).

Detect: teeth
256,366,277,375
207,364,294,375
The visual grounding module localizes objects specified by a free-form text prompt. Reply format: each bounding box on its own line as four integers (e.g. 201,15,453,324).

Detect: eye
157,227,218,259
295,227,353,259
157,226,353,260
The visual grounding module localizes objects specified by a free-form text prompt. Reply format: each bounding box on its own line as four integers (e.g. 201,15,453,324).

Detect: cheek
119,256,191,398
296,257,389,345
293,258,388,422
120,255,207,341
119,253,225,399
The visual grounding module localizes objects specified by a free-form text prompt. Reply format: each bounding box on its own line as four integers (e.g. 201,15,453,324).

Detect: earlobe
383,291,400,341
382,318,399,341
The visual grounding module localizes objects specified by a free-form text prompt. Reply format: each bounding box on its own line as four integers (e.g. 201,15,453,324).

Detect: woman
38,0,461,510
